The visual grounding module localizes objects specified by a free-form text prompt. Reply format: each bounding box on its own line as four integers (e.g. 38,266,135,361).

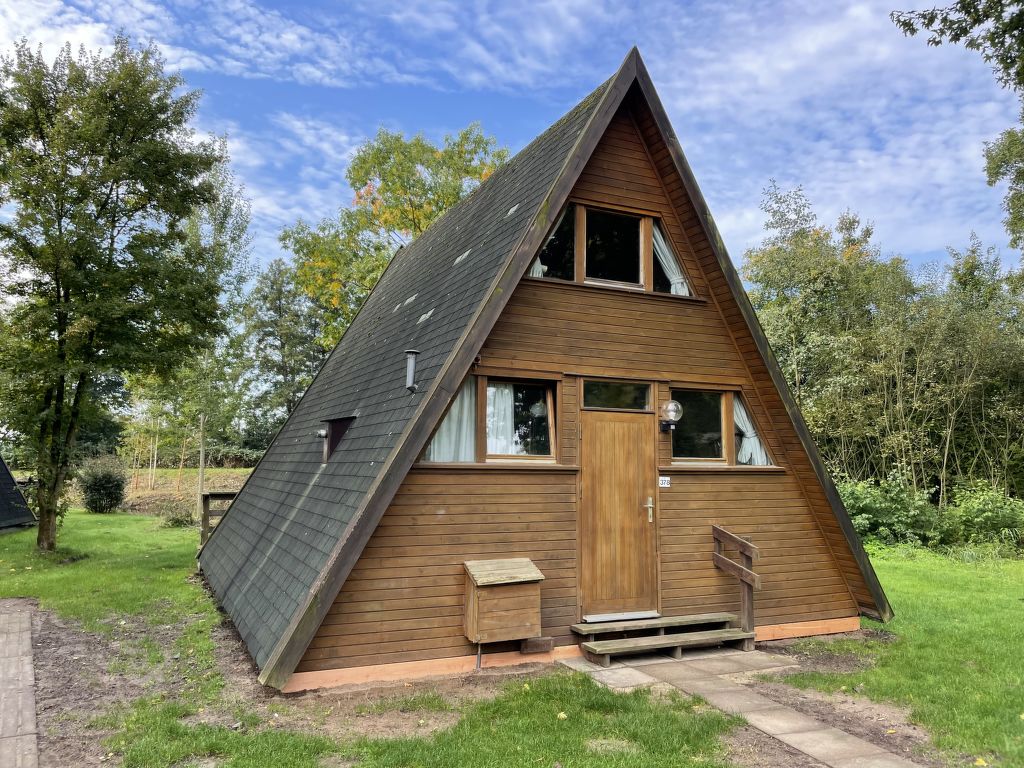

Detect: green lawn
783,546,1024,766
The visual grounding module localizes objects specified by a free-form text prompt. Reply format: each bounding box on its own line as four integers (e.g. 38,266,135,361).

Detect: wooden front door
580,410,658,619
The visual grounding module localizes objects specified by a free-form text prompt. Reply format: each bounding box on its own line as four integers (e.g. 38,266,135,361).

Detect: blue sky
5,0,1021,270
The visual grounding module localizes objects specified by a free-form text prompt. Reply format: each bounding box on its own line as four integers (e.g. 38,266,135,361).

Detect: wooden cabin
0,456,34,530
199,49,891,692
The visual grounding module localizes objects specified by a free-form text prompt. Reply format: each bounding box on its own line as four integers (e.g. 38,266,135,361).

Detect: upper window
321,417,354,463
529,205,575,281
527,203,693,296
585,209,641,285
486,380,554,457
583,380,650,410
421,376,556,462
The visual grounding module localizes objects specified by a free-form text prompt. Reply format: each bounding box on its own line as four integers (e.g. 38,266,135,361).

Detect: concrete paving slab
0,735,38,768
778,727,888,762
740,705,824,735
830,753,922,768
589,666,658,690
0,689,36,738
667,675,745,696
684,654,759,675
556,656,604,673
697,686,781,714
0,631,31,658
642,661,719,685
677,647,744,661
0,657,33,690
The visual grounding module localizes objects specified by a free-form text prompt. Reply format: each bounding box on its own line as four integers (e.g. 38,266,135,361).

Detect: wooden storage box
464,558,545,644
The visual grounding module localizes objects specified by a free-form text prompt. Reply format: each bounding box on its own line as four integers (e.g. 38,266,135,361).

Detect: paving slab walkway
560,648,925,768
0,600,37,768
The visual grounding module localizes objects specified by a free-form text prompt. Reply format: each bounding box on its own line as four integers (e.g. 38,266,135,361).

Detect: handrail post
739,549,755,650
201,493,211,545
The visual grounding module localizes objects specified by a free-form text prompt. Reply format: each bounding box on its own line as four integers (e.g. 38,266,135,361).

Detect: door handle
643,496,654,523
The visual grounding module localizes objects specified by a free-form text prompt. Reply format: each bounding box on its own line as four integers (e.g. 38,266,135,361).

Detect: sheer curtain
528,258,546,277
423,378,476,462
734,396,770,466
486,382,520,454
653,222,692,296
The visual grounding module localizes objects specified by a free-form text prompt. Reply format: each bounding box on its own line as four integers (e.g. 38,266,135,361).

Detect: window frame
527,200,695,298
668,389,731,464
479,375,558,462
581,378,653,413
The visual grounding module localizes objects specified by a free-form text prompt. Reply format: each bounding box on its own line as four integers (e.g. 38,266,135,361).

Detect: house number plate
659,476,671,488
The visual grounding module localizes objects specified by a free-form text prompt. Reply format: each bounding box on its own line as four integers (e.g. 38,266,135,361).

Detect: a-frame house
0,456,34,530
200,49,891,692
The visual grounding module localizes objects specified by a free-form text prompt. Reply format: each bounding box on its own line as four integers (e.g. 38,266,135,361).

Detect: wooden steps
571,612,737,637
581,627,755,667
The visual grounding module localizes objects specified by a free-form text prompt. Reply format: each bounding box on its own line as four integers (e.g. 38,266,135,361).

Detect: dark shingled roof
200,62,614,683
0,456,34,529
200,49,891,688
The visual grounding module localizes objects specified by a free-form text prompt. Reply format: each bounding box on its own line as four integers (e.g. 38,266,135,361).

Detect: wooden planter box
464,558,545,644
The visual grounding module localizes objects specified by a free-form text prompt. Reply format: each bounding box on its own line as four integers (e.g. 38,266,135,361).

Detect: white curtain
486,382,522,455
734,396,770,466
653,222,692,296
527,257,546,277
423,378,476,462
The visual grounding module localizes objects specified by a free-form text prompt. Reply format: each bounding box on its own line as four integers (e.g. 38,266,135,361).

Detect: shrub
78,456,127,514
951,482,1024,546
839,477,940,545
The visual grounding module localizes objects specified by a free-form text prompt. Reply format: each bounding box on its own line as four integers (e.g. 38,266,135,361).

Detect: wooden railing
201,491,237,545
711,525,761,650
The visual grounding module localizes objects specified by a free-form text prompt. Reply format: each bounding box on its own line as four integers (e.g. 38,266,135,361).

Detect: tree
0,38,226,550
241,258,329,424
893,2,1024,245
283,124,508,346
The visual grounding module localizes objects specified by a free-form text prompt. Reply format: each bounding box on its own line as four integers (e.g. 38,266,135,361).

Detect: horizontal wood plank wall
296,468,577,672
628,93,873,610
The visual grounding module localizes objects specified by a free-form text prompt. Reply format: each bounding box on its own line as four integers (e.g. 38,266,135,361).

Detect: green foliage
745,186,1024,502
284,123,508,347
78,456,127,514
892,2,1024,92
840,478,1024,552
780,547,1024,765
951,481,1024,543
0,37,227,549
240,258,329,418
840,478,941,545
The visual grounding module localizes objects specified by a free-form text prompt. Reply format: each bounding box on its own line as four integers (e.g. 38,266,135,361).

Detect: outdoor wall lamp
660,399,682,433
405,349,420,393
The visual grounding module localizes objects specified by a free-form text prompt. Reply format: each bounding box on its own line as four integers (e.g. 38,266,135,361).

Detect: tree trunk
35,489,59,551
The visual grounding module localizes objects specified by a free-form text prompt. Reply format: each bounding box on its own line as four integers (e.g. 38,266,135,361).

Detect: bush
950,482,1024,546
840,477,940,545
78,456,127,514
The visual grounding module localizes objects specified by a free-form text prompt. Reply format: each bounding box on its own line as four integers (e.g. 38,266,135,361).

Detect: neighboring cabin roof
200,48,891,689
0,456,34,530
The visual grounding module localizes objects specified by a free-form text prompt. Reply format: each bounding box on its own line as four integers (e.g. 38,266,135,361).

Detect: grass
355,691,455,715
349,674,739,768
781,546,1024,766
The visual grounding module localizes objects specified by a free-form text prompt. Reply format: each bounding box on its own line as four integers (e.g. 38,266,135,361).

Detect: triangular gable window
528,204,693,297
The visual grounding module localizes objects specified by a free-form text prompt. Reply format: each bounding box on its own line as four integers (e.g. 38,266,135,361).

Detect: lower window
486,380,554,457
421,376,556,462
670,388,772,466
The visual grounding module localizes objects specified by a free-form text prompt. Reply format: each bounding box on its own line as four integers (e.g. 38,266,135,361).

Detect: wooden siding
297,99,864,673
296,468,577,672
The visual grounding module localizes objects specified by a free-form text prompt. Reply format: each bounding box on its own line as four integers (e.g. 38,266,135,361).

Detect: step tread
581,628,754,655
571,613,737,636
